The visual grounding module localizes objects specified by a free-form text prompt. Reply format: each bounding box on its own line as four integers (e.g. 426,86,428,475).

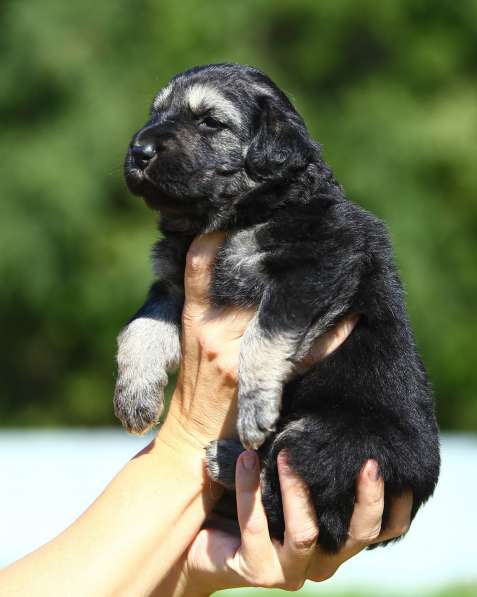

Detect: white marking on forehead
186,84,242,127
152,84,172,110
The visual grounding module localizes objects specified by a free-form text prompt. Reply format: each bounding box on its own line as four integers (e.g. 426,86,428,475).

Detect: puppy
114,64,440,553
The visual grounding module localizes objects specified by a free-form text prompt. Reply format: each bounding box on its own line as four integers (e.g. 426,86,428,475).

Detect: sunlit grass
213,584,477,597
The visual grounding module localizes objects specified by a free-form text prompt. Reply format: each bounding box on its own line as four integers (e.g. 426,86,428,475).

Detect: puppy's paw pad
113,379,165,435
206,439,244,489
237,396,280,450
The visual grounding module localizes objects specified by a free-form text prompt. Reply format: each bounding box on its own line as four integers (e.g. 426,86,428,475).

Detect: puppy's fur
115,64,440,553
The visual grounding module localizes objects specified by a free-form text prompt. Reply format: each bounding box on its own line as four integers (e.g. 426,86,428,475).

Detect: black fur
115,64,440,553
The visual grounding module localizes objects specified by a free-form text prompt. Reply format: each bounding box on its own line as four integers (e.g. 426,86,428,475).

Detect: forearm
0,234,248,597
0,422,221,597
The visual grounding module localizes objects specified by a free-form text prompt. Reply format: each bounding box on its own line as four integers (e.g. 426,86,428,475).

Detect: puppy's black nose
131,143,157,168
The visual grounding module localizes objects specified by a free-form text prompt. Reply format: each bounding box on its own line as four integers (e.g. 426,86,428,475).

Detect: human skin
0,233,412,596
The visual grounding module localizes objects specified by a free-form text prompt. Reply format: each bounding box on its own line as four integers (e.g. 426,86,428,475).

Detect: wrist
153,556,211,597
179,557,216,597
151,415,225,506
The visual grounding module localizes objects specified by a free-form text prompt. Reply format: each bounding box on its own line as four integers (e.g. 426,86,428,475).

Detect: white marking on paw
114,315,180,434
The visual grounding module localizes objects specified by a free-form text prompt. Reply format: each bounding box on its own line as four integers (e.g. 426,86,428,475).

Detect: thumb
184,232,225,309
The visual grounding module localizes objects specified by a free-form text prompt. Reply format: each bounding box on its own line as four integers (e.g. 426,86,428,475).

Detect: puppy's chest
212,227,267,307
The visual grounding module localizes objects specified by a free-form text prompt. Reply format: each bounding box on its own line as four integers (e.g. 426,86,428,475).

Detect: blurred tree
0,0,476,429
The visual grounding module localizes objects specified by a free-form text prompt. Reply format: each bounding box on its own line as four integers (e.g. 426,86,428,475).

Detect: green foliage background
1,0,476,430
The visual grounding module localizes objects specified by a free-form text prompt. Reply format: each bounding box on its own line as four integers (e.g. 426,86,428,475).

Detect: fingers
184,232,225,308
300,313,359,369
348,460,384,545
323,313,360,357
227,451,318,590
277,451,319,585
193,454,412,592
234,451,273,564
371,489,413,543
307,459,384,582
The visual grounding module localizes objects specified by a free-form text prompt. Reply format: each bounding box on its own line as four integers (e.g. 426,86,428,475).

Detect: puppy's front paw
237,392,281,450
114,373,166,435
114,316,180,435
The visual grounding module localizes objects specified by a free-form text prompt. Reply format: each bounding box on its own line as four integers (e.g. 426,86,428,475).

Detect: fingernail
241,450,257,472
367,460,380,481
278,449,291,469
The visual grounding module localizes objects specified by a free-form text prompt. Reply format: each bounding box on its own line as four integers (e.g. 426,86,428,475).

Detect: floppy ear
245,96,317,182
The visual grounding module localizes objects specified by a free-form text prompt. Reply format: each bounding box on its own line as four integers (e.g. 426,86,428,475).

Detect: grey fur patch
274,418,307,443
152,85,173,110
237,317,298,449
224,227,263,273
114,313,180,434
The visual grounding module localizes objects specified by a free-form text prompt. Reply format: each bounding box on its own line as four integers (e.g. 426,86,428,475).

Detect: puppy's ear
245,96,317,182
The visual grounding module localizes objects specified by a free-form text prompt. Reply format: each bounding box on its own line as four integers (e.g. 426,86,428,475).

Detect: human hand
159,231,359,454
159,232,255,454
153,229,395,595
174,454,412,595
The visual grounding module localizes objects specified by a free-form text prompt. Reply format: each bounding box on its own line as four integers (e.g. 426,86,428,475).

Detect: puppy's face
124,64,316,215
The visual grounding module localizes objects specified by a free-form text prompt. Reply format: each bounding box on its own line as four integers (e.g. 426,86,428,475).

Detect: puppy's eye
199,116,223,129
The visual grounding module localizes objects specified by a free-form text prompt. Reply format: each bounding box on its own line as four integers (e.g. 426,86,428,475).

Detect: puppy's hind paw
206,439,245,489
113,378,165,435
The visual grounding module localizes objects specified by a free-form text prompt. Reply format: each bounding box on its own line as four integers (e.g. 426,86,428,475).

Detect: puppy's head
124,64,318,217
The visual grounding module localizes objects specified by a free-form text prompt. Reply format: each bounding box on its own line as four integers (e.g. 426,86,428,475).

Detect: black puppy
114,64,440,553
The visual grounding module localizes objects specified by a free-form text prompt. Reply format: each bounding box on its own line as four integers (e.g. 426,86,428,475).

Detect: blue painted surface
1,431,476,592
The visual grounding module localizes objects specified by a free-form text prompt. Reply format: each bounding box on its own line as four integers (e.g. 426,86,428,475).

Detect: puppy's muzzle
129,124,174,170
